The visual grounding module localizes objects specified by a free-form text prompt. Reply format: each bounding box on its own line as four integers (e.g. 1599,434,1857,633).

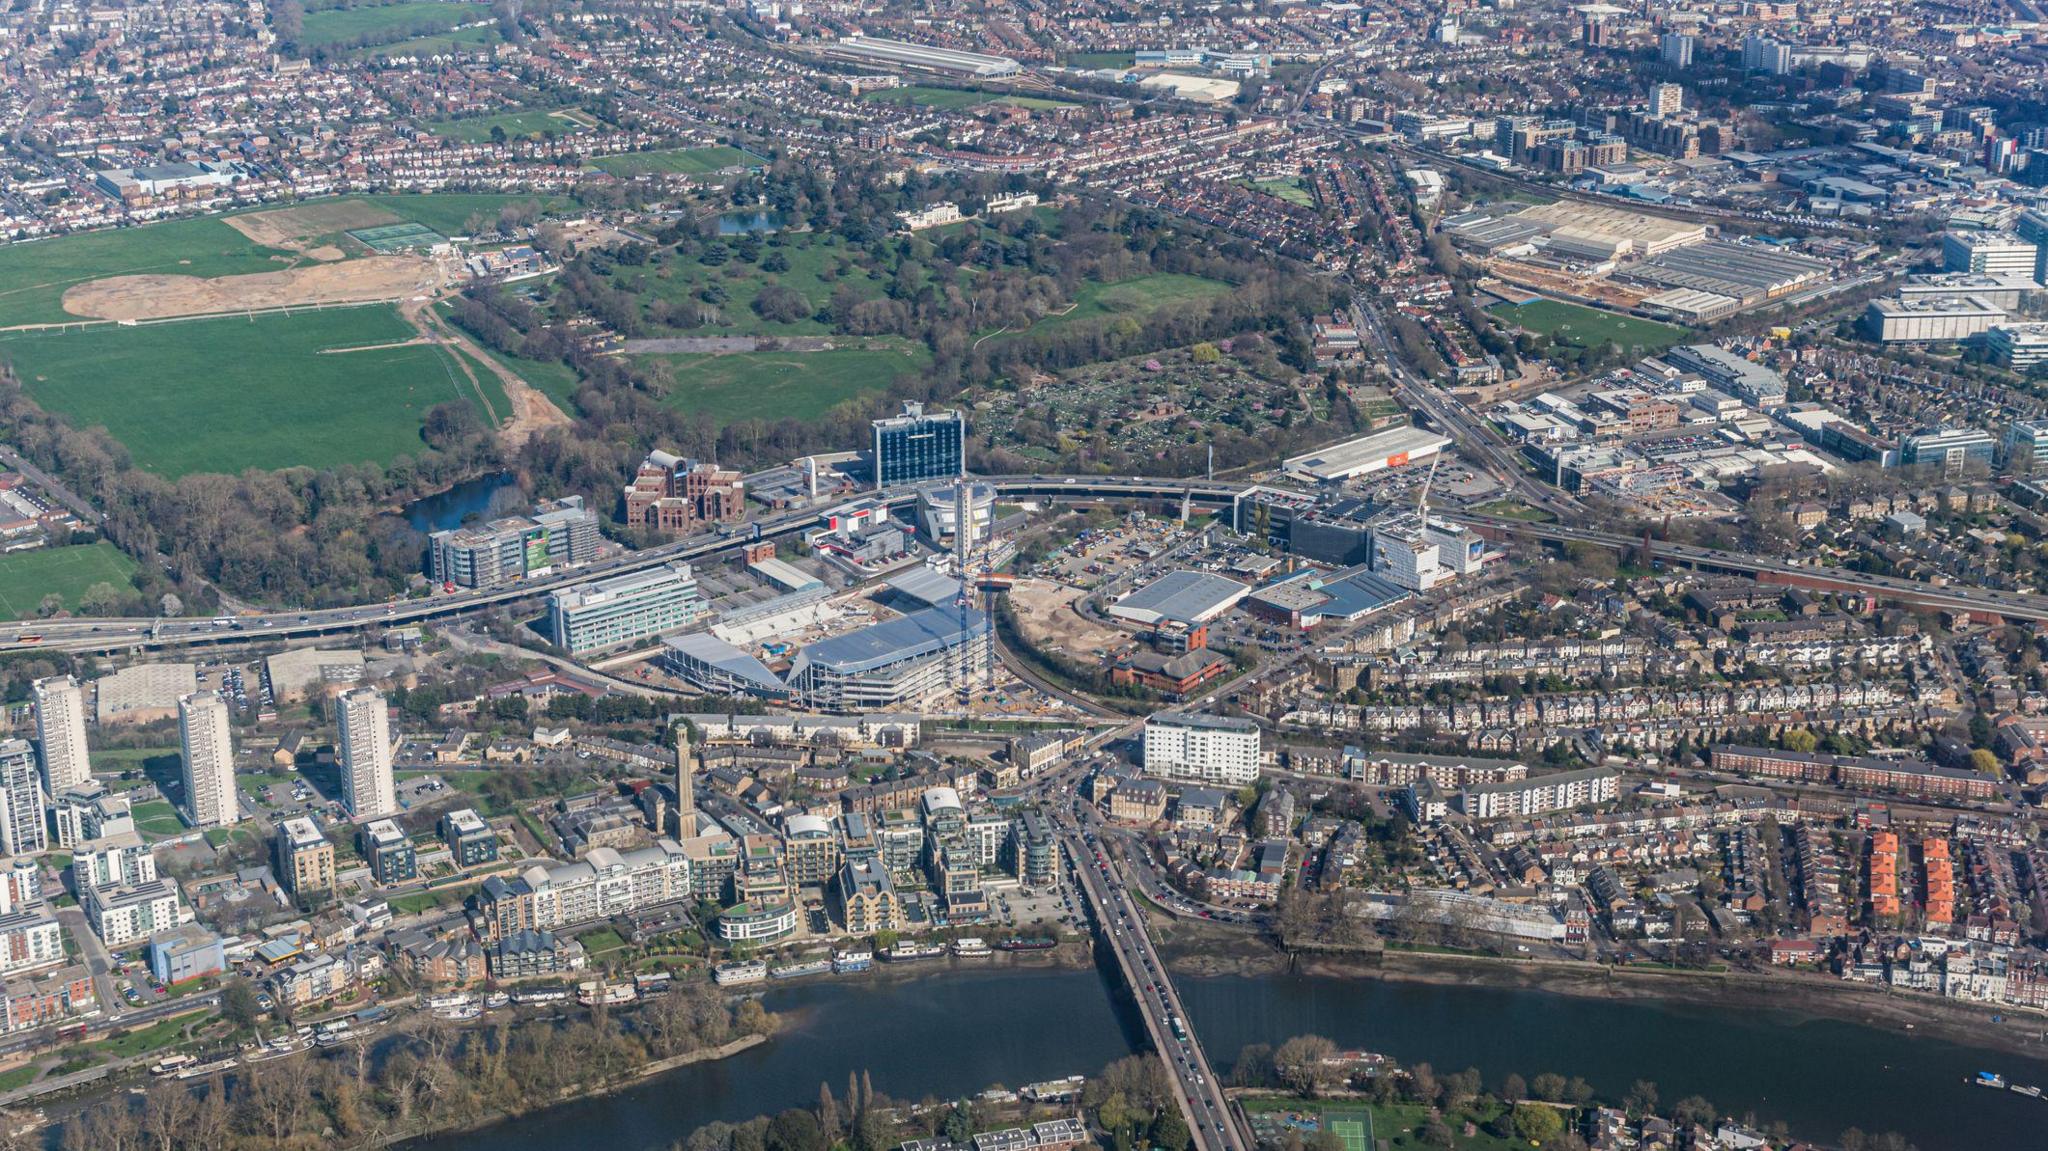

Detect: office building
0,742,46,858
1659,32,1694,67
1942,230,2039,278
428,496,602,590
441,808,499,868
2004,419,2048,472
83,877,185,948
872,402,965,490
360,819,418,886
1369,514,1445,592
2016,209,2048,282
1457,766,1620,820
177,693,236,829
275,817,335,898
548,562,705,657
338,688,396,821
622,450,746,535
1861,295,2009,343
786,607,991,711
31,676,89,795
1901,426,1996,476
1987,323,2048,371
1143,713,1261,787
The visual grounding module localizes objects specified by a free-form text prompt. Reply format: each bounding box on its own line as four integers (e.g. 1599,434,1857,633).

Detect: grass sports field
358,193,558,236
1064,51,1135,68
861,86,1078,112
1036,273,1233,331
1494,298,1689,353
428,107,595,143
0,543,137,619
588,146,760,177
636,345,929,425
1248,177,1314,207
301,1,488,49
0,305,507,477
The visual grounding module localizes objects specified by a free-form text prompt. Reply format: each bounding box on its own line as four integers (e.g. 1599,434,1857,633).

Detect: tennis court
1324,1109,1373,1151
348,221,448,252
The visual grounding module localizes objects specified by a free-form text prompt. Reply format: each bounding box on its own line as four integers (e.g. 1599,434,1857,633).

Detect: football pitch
1325,1109,1373,1151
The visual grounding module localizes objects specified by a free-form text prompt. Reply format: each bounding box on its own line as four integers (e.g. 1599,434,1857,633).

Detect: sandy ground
410,299,571,445
61,255,442,321
1007,577,1128,660
226,201,400,250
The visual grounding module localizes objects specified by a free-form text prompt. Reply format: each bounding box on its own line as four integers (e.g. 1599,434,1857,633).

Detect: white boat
886,942,946,961
952,937,992,958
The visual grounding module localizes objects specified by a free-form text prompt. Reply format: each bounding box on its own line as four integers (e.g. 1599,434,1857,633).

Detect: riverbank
1155,916,2048,1063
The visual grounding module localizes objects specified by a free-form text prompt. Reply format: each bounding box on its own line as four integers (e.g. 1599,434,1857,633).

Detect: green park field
0,543,138,620
636,345,930,425
1034,273,1233,332
301,1,489,49
1493,297,1689,353
428,107,596,143
588,146,760,177
861,87,1078,112
616,233,895,338
0,305,507,477
0,216,291,329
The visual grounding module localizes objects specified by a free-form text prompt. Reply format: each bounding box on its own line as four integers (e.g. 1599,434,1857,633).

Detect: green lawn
636,345,930,425
617,233,895,338
360,193,560,237
131,800,187,840
1248,177,1314,207
301,1,488,49
1470,498,1556,522
579,927,628,956
350,23,501,56
1032,273,1233,333
588,146,760,177
390,881,481,916
428,108,594,143
0,305,503,477
0,543,137,620
860,86,995,110
1493,298,1689,353
0,1064,36,1093
81,1013,200,1060
0,216,296,330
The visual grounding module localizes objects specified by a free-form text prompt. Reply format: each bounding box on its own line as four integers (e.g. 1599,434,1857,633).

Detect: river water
403,472,520,534
411,963,2048,1151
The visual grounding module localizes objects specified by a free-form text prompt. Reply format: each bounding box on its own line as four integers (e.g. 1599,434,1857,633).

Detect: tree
1969,748,2001,775
35,593,62,618
1529,1073,1567,1102
1670,1096,1717,1128
221,977,262,1031
1511,1105,1564,1145
1151,1108,1191,1151
767,1109,828,1151
1502,1072,1528,1103
1273,1034,1337,1097
78,581,123,616
1624,1079,1659,1119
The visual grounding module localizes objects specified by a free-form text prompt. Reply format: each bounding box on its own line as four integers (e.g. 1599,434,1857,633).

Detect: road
1060,807,1247,1151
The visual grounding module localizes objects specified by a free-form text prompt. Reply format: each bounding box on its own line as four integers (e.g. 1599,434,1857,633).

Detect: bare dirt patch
1007,577,1131,660
61,255,443,321
226,201,401,250
305,246,346,262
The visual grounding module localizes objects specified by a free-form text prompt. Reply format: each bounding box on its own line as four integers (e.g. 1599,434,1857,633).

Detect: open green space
131,800,187,839
391,881,482,916
861,85,995,110
0,543,137,621
1032,273,1233,333
351,23,502,57
301,1,488,49
428,107,594,143
617,233,896,338
588,146,759,177
1064,51,1135,69
0,305,503,477
578,927,629,956
360,193,560,237
1470,498,1556,522
0,1064,37,1093
636,345,930,425
81,1012,200,1060
1493,297,1689,353
0,216,294,330
1243,1099,1522,1151
1247,177,1314,207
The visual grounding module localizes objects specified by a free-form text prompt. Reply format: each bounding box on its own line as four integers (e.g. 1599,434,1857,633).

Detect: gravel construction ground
61,255,444,321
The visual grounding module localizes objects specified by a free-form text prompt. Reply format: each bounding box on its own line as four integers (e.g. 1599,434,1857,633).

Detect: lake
403,472,520,533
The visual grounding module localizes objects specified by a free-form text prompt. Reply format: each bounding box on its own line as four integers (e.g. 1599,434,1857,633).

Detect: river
411,963,2048,1151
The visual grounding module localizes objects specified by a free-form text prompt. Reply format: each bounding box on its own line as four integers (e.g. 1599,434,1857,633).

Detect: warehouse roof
1107,570,1250,627
797,607,987,675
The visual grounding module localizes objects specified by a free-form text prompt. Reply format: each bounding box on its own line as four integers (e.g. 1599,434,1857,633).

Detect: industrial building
1620,240,1831,306
822,35,1021,77
785,607,991,712
429,496,601,590
1658,345,1787,407
549,562,705,656
1243,564,1411,628
872,402,966,490
1898,273,2041,310
1861,295,2009,343
94,663,197,725
1142,713,1261,787
1106,570,1250,629
1509,200,1707,258
1282,425,1452,483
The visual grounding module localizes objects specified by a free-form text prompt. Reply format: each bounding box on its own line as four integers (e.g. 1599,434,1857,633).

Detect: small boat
1975,1072,2008,1089
2010,1084,2042,1098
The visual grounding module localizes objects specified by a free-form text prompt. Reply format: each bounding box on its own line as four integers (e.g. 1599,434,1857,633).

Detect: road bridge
1059,809,1247,1151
